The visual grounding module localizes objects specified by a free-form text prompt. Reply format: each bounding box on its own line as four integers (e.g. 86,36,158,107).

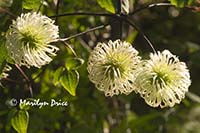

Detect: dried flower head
6,12,59,68
87,40,141,96
134,50,191,108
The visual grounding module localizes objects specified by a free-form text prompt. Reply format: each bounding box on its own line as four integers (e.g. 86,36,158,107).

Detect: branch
118,0,123,39
37,0,44,13
15,64,33,97
55,19,117,42
129,2,173,15
55,0,60,24
15,64,30,82
62,41,77,57
49,12,114,18
3,77,23,84
0,8,16,18
122,17,156,53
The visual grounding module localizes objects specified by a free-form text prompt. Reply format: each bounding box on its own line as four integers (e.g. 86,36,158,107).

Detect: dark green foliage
1,0,200,133
22,0,41,10
97,0,115,13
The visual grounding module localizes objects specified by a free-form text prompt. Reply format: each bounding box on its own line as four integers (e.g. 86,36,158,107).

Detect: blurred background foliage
1,0,200,132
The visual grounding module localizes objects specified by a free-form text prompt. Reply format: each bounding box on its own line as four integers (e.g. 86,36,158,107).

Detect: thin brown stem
55,19,117,42
55,0,60,24
15,65,30,82
37,0,44,13
15,64,33,97
3,77,23,84
129,2,172,15
0,8,16,18
49,12,114,18
122,17,156,53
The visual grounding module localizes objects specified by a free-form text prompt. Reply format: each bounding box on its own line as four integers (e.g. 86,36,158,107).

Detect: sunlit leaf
11,110,29,133
60,70,79,96
22,0,41,10
126,30,138,43
53,67,65,86
97,0,115,13
65,57,84,70
168,0,193,7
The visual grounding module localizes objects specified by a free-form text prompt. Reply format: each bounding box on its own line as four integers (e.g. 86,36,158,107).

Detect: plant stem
55,19,117,42
37,0,44,13
49,12,114,18
15,65,30,82
55,0,60,24
3,78,23,84
15,64,33,97
122,17,156,53
62,41,77,57
129,2,172,15
118,0,123,39
0,8,16,18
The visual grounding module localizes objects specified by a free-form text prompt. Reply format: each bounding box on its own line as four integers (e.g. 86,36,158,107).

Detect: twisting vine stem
129,2,173,15
50,12,114,18
55,0,60,24
62,41,78,57
0,8,16,18
37,0,45,13
55,19,118,42
118,0,123,39
51,2,173,51
5,2,176,96
121,17,157,53
49,2,177,49
15,64,33,97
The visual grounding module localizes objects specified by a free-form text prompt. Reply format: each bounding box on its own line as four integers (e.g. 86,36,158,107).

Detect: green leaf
65,57,84,70
11,110,29,133
53,67,65,86
60,70,79,96
0,42,8,73
126,30,138,43
168,0,193,7
97,0,115,13
22,0,41,10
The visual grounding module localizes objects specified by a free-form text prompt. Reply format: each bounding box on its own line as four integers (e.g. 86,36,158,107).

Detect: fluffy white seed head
6,12,59,68
134,50,191,108
87,39,141,96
